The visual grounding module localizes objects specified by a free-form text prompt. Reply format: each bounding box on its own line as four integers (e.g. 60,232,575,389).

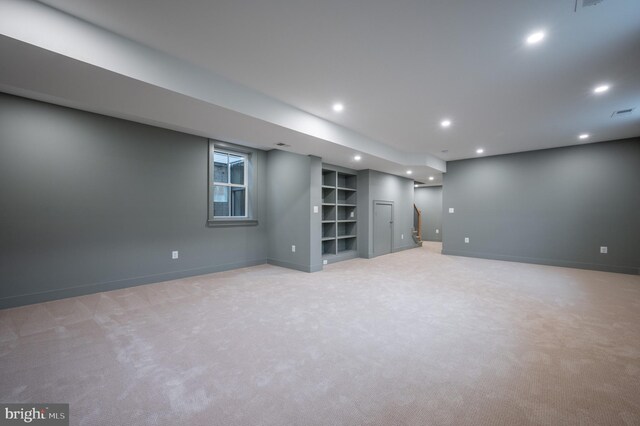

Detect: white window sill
207,219,259,227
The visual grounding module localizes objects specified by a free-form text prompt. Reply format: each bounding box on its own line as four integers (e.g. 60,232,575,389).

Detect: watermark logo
1,404,68,425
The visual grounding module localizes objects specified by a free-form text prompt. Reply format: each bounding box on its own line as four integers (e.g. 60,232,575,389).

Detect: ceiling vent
611,108,634,118
575,0,604,11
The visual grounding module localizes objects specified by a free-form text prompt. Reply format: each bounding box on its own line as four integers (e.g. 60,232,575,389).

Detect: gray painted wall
360,170,417,258
414,186,443,242
0,93,269,308
357,170,370,258
266,150,320,272
309,156,323,272
442,139,640,274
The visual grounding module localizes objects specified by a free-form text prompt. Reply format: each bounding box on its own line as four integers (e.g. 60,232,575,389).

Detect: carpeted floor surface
1,242,639,425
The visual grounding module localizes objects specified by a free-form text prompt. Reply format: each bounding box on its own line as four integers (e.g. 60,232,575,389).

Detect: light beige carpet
1,242,639,425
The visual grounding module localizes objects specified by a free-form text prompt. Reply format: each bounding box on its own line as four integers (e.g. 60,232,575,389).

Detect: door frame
372,200,394,257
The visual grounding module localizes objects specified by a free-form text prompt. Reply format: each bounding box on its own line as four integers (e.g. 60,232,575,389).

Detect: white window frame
212,149,248,218
207,139,259,227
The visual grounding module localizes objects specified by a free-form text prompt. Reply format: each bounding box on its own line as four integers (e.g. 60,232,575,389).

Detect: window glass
229,154,245,185
230,187,246,216
213,185,229,216
213,152,229,183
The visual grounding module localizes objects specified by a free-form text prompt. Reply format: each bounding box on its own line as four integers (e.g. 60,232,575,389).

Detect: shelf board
321,203,335,206
336,186,356,191
337,219,356,223
321,236,335,241
337,234,357,239
337,203,357,207
323,250,358,262
321,220,335,223
336,249,358,255
321,185,336,189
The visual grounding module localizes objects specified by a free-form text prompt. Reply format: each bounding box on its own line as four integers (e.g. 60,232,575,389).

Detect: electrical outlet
172,251,179,259
323,259,328,265
449,207,455,213
436,229,439,234
600,246,608,254
464,237,469,243
291,245,296,253
401,234,404,239
313,205,319,213
350,211,355,218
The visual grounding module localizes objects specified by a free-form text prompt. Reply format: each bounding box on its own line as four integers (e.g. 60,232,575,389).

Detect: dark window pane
213,185,229,216
229,154,245,185
213,152,229,183
230,187,246,216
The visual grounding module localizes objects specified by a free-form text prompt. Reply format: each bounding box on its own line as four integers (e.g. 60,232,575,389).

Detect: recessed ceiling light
526,31,545,45
593,84,610,94
414,184,419,188
578,133,590,140
476,148,485,154
429,176,435,181
332,102,344,112
440,119,452,128
406,170,413,175
354,155,362,161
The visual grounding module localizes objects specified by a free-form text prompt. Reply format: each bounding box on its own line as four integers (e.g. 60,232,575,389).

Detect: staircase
412,204,423,247
412,229,423,246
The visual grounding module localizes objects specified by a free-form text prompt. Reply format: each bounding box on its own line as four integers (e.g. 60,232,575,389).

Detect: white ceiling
2,0,640,182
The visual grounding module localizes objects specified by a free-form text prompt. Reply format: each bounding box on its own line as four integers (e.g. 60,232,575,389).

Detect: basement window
208,141,259,226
